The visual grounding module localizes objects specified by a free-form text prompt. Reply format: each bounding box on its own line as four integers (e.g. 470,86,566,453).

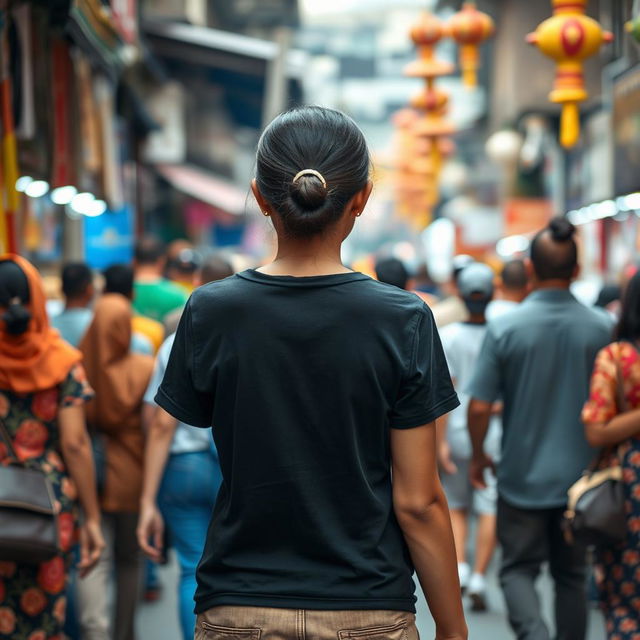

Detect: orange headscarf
0,254,82,393
79,293,153,432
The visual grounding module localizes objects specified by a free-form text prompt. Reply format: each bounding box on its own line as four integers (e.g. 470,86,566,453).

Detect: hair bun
549,217,575,242
2,301,31,335
289,174,328,211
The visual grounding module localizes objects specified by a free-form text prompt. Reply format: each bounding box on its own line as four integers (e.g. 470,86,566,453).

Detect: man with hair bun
467,217,613,640
486,258,529,322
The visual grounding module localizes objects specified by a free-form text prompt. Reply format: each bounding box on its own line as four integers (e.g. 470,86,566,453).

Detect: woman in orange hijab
0,255,104,638
76,293,153,640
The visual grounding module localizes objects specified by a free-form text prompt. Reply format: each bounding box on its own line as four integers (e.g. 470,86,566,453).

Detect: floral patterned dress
0,364,93,640
582,342,640,639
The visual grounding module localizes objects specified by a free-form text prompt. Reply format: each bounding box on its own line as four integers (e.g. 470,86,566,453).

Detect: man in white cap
437,262,501,612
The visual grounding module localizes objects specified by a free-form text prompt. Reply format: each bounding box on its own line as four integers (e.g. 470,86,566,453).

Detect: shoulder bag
0,417,60,564
563,348,628,547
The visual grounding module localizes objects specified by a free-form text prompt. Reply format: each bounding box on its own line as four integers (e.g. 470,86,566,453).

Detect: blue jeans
158,450,221,640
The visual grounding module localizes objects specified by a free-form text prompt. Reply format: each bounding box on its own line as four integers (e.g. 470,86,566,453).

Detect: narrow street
138,554,606,639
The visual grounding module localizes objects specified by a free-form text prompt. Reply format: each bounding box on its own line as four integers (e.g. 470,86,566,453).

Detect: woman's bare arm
137,405,178,560
584,409,640,447
58,405,105,576
391,423,467,640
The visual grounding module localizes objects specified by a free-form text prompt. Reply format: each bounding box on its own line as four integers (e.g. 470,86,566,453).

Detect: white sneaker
468,572,488,612
457,562,471,593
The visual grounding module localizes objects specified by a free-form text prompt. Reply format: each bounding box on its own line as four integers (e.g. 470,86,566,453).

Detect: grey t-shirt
468,288,613,509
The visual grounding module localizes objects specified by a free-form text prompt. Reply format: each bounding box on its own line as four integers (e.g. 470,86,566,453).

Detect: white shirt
486,299,519,323
440,322,501,460
144,333,215,455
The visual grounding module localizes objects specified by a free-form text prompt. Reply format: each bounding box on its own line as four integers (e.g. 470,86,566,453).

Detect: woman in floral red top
0,255,104,639
582,271,640,640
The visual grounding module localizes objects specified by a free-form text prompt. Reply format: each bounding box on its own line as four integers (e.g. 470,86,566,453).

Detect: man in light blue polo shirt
467,218,613,640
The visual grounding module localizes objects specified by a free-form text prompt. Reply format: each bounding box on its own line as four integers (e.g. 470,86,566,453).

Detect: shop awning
154,163,248,215
142,20,306,78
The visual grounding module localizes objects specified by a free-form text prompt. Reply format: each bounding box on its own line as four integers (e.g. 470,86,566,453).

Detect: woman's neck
258,235,351,277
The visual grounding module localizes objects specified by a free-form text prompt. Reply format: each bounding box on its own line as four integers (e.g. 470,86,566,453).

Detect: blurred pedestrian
432,255,474,327
103,263,164,355
486,258,528,322
76,294,154,640
438,263,500,612
152,106,466,640
137,254,233,639
0,255,103,638
162,254,233,334
133,235,188,323
165,246,201,295
51,262,95,346
375,256,409,290
375,256,438,306
582,270,640,638
467,218,613,640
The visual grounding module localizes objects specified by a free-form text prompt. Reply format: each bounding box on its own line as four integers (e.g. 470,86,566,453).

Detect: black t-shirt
156,269,458,614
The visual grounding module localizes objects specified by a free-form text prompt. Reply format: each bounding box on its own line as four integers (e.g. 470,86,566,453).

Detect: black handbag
563,352,628,547
0,417,60,564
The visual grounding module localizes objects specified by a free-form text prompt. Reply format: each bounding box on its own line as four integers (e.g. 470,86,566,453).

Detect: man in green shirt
133,235,188,323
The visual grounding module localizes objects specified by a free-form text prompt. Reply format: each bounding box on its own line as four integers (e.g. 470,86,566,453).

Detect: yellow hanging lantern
526,0,612,148
448,2,495,88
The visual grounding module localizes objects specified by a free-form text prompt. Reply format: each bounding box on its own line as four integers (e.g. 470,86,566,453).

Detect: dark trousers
497,497,587,640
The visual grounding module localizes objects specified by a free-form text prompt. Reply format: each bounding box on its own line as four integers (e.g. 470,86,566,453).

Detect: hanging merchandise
0,3,20,253
95,75,124,210
51,38,75,190
74,51,102,174
12,4,35,140
526,0,613,148
448,1,495,88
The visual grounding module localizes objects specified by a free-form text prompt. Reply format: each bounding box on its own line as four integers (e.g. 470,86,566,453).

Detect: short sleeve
389,306,460,429
466,328,501,403
59,363,94,407
154,300,212,428
144,337,171,405
582,345,617,424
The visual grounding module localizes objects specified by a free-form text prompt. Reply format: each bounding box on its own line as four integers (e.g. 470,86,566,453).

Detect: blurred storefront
0,0,158,267
140,0,304,259
0,0,303,267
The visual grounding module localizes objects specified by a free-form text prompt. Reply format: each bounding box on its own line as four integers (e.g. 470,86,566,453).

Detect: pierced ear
251,179,270,214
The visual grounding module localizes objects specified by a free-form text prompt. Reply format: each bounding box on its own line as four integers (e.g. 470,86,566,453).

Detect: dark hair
135,234,166,265
0,260,31,335
595,283,620,308
200,255,234,285
167,249,201,277
61,262,92,299
501,259,528,290
375,257,409,290
452,254,474,282
530,217,577,281
617,271,640,341
256,106,370,238
103,264,134,298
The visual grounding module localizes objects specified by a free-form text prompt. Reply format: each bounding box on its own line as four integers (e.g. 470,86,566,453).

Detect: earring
262,210,269,217
355,211,362,217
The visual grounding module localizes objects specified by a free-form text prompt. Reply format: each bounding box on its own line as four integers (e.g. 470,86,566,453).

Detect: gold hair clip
292,169,327,189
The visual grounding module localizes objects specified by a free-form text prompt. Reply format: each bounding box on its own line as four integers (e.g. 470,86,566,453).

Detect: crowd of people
0,239,233,640
0,105,639,640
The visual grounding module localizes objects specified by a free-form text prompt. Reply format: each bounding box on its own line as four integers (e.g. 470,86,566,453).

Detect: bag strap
0,416,20,464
